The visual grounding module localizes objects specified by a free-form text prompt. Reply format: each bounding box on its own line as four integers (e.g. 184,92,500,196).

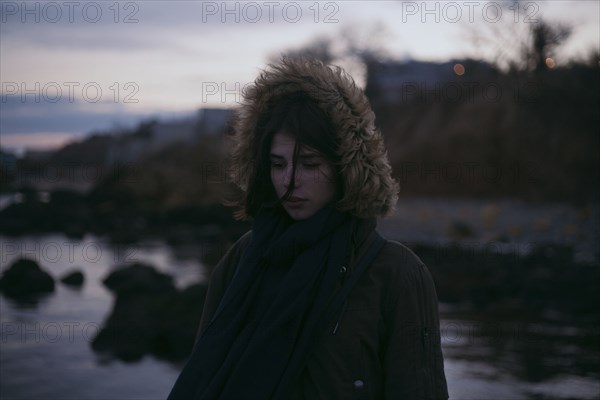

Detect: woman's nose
283,165,299,188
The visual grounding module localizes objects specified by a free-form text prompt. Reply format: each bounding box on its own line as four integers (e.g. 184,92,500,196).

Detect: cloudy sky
1,0,598,152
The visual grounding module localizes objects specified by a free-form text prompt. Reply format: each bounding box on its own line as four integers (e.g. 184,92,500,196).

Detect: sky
1,0,598,152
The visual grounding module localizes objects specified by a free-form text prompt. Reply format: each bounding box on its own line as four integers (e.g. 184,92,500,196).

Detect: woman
168,58,448,399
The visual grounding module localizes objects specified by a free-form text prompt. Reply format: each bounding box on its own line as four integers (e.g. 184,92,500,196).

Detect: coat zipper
332,300,348,335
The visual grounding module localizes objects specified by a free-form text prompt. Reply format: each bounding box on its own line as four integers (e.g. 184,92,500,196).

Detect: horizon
1,0,598,153
0,56,503,156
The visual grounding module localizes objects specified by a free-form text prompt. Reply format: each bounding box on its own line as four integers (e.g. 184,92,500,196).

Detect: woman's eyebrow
299,148,320,155
298,154,321,160
298,148,322,157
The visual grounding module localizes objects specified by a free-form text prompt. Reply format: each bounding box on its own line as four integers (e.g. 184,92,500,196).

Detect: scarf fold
168,204,369,400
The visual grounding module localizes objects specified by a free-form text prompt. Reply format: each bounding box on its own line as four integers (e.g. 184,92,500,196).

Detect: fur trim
230,57,399,219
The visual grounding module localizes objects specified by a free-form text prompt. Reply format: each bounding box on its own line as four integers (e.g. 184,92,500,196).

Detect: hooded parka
199,229,448,399
197,58,448,399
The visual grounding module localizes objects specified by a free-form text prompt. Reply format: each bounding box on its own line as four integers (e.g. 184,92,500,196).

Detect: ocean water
1,234,598,400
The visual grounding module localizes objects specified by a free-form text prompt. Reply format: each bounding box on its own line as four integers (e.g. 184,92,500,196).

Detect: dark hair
230,58,399,220
243,92,341,217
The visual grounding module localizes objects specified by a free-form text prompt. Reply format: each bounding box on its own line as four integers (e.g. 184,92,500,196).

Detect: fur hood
229,57,399,219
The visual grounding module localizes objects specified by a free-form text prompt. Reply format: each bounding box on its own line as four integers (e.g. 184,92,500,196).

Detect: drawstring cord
332,300,348,335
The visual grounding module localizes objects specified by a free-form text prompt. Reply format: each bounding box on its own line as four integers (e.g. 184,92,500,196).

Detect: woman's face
270,131,337,221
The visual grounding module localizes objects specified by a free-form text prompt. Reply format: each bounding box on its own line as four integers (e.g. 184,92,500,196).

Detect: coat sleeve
196,231,253,340
382,244,448,400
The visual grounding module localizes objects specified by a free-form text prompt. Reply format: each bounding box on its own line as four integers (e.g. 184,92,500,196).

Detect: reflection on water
441,308,599,399
0,234,202,399
1,235,598,399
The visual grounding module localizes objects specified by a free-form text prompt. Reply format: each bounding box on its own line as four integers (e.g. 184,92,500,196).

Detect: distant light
545,57,555,69
453,63,465,76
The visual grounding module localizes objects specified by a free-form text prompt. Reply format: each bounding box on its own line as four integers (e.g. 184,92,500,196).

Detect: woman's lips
285,197,306,206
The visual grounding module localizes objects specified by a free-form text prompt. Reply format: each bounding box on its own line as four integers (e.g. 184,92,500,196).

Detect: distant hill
5,108,234,194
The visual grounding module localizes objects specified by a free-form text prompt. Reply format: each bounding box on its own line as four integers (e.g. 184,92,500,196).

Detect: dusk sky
1,0,598,152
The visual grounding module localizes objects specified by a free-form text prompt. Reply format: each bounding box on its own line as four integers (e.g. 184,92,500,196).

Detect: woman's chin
283,204,315,221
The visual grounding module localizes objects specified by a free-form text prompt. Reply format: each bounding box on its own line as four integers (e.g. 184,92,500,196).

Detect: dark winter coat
198,228,449,399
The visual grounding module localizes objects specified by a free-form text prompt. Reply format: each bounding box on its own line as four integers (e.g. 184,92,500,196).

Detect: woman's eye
271,162,285,169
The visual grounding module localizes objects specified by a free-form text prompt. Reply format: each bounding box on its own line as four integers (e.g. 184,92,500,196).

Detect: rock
60,270,85,287
155,283,209,360
92,292,165,362
93,264,207,362
0,258,55,301
102,263,176,297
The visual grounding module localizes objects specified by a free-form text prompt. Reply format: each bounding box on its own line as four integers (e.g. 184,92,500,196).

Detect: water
378,197,600,263
1,235,598,400
0,234,204,400
440,308,599,399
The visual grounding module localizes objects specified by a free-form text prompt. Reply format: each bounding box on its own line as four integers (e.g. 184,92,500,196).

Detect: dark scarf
168,204,368,400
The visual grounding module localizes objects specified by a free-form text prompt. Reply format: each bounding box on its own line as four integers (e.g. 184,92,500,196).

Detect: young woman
168,58,448,399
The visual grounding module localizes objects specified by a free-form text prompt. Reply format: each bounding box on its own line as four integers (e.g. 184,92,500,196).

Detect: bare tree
462,1,572,72
268,36,335,64
523,21,572,72
267,22,392,87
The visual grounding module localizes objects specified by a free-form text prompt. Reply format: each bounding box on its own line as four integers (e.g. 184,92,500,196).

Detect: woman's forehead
270,132,322,156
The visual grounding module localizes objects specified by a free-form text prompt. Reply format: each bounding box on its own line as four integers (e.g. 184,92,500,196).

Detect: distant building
0,149,18,175
196,108,234,136
105,134,149,165
104,108,234,165
22,149,53,162
365,59,498,105
151,117,197,147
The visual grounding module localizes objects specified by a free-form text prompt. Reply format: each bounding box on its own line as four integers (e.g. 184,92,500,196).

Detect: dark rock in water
92,291,166,362
154,283,209,360
412,242,599,321
0,189,93,236
103,263,176,297
0,258,55,301
93,263,207,362
60,270,85,287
